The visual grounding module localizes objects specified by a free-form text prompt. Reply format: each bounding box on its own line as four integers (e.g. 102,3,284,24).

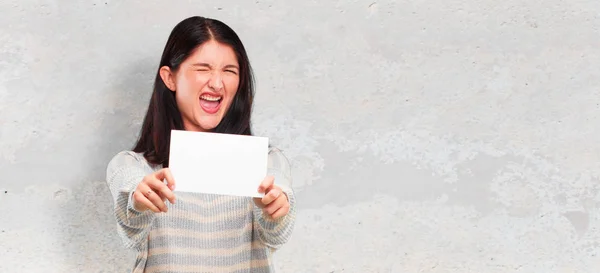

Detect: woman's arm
105,151,156,250
253,148,297,249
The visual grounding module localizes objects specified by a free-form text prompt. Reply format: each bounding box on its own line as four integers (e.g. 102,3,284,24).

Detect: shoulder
268,146,291,174
108,150,146,167
106,150,151,176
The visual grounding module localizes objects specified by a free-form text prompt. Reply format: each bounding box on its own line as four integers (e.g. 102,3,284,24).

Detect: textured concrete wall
2,0,600,272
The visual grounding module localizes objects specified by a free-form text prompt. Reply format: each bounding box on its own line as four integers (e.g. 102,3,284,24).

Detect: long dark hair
133,16,255,167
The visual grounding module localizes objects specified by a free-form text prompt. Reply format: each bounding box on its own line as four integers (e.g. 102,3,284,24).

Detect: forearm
254,186,297,248
106,152,156,249
112,184,156,250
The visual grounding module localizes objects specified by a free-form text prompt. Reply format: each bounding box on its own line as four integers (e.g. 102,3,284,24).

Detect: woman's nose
208,73,224,90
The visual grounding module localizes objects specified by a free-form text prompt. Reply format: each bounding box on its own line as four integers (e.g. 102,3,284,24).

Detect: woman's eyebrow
191,63,211,68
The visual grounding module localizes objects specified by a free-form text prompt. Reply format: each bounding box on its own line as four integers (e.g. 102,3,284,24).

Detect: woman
105,16,296,273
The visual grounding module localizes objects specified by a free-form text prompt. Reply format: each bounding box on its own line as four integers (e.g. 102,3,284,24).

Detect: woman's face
160,40,240,132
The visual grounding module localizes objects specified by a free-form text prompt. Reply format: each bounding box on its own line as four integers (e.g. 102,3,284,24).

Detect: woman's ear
159,66,176,92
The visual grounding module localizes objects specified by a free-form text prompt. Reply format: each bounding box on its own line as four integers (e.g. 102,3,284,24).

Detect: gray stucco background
1,0,600,272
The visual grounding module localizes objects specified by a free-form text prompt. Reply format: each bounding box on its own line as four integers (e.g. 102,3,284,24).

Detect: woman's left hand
253,175,290,220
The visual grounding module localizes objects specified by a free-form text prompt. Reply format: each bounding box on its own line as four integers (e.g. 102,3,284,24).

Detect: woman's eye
226,70,238,75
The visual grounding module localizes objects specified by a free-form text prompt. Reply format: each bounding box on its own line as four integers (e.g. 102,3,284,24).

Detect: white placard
168,130,268,198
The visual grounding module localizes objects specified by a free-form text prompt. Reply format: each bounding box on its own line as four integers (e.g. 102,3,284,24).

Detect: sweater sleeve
253,148,297,249
105,151,156,250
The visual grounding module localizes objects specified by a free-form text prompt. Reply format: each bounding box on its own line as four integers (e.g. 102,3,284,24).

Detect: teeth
200,95,221,102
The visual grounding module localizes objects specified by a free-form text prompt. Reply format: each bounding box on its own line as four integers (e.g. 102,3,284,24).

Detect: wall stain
563,211,589,238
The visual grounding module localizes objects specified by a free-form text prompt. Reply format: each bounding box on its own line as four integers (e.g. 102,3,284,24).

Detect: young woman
105,16,296,273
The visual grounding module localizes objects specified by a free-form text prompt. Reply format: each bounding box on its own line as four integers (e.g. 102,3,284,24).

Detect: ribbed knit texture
105,148,296,273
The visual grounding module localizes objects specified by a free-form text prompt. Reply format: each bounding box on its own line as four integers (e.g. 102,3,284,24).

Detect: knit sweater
105,147,296,273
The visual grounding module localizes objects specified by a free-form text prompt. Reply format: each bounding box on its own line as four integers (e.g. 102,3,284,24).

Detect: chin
196,116,222,131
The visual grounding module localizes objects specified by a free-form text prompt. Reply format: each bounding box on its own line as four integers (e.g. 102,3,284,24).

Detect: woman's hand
253,175,290,220
132,168,177,213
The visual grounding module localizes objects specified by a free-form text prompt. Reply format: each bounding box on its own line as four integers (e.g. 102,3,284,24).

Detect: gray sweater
105,147,296,272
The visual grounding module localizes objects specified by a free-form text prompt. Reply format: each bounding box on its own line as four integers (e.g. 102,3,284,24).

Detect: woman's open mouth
199,94,222,114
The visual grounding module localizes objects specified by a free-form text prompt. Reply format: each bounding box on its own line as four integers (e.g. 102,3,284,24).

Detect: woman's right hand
132,168,177,213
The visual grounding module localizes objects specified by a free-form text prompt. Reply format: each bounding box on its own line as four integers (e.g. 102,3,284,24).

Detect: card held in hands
168,129,269,198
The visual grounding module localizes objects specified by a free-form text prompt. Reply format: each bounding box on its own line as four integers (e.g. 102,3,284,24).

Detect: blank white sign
168,129,269,198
